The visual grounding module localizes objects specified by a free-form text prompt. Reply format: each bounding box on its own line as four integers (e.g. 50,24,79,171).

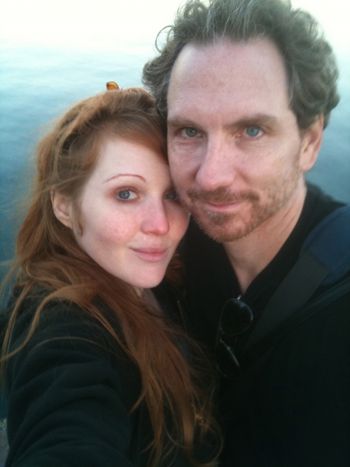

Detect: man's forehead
167,37,290,120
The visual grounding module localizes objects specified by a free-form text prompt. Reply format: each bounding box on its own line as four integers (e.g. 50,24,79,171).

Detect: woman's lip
130,247,168,262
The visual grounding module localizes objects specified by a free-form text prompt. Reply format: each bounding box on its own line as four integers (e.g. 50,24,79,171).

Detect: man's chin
193,214,249,243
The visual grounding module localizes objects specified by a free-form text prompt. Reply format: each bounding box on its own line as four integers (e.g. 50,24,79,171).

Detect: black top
2,290,207,467
182,184,350,467
182,184,342,349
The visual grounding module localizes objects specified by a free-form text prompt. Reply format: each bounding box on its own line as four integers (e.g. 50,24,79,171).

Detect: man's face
167,38,320,242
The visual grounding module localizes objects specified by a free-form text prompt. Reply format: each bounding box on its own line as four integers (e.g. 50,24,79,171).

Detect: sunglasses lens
215,297,254,377
220,298,253,338
216,338,241,378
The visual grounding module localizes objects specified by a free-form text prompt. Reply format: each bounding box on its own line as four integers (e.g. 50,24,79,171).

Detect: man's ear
51,190,73,229
299,115,324,172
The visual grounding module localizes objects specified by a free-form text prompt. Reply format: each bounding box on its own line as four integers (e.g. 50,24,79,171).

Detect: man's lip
201,199,244,212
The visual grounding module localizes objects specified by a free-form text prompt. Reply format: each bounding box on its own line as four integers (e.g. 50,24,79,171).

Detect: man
143,0,350,466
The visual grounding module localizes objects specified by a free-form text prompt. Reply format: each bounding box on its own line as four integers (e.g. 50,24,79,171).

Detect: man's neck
224,183,307,293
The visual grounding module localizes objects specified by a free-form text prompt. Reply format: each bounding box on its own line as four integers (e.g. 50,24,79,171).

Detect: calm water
1,45,350,273
0,46,146,272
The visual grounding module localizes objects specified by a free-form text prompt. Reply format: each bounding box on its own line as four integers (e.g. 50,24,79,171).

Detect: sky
0,0,180,53
0,0,349,56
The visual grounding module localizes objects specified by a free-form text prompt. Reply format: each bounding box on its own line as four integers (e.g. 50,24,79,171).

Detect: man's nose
195,137,237,191
141,200,170,235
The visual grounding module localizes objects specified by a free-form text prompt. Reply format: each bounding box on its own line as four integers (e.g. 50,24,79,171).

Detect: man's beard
184,171,301,243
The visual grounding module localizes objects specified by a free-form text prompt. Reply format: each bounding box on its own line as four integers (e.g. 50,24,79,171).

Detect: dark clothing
182,184,350,467
2,292,196,467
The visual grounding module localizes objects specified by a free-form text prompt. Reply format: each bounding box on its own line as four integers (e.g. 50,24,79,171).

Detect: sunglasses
215,296,254,378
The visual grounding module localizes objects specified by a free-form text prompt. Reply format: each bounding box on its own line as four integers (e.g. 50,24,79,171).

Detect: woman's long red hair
1,88,218,466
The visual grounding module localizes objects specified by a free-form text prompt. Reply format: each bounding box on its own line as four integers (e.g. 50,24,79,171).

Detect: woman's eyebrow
103,173,146,184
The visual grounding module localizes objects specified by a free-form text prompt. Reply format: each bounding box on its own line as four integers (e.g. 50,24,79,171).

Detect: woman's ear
299,115,324,172
51,190,73,229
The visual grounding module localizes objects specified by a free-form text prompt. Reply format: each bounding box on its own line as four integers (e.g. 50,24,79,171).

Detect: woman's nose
141,201,170,235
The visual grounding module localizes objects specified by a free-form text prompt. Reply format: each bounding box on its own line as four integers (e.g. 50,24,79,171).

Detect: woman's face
55,136,189,288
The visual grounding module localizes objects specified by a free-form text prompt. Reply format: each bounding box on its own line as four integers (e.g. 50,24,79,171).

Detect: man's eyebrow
167,114,278,129
167,117,199,128
230,114,278,127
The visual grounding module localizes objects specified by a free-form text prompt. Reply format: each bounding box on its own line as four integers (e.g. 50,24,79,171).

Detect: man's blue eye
245,126,262,137
183,127,198,137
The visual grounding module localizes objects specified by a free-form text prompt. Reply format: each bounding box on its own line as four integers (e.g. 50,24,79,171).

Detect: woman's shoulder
9,286,90,330
4,285,139,402
5,286,122,360
3,289,144,467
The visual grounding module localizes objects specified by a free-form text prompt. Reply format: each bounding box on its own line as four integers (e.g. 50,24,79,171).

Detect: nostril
196,166,232,191
142,206,170,235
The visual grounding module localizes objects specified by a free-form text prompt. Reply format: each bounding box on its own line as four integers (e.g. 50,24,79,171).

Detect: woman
0,84,218,467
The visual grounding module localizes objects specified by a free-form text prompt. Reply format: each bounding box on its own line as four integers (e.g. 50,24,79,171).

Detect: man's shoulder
242,202,350,351
302,203,350,285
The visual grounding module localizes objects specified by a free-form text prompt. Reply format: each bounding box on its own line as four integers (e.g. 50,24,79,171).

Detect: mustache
187,187,259,203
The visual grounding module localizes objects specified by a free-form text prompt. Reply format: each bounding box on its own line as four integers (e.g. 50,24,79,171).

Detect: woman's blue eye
116,190,137,201
245,126,262,138
165,190,180,202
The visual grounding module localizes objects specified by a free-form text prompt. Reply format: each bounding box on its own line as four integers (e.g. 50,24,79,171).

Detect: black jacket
2,292,197,467
182,184,350,467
